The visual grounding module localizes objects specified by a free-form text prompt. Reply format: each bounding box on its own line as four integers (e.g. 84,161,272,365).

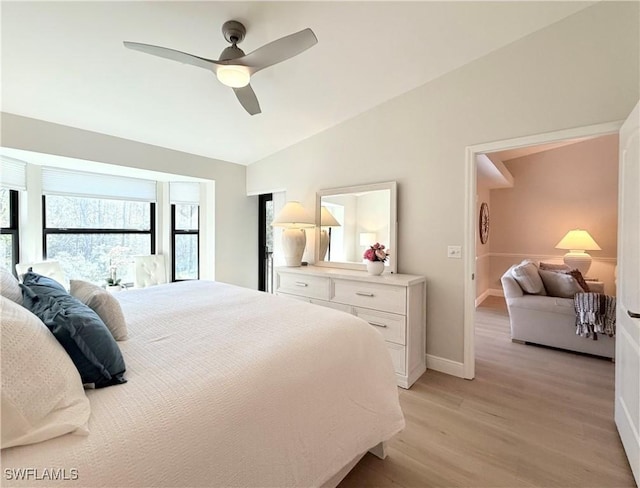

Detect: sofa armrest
501,272,524,299
587,281,605,294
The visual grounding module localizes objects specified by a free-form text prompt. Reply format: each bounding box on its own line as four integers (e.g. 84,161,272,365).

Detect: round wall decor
479,202,490,245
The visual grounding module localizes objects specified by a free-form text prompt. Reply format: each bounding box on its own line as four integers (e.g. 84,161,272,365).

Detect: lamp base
282,228,307,267
318,230,329,261
563,251,592,276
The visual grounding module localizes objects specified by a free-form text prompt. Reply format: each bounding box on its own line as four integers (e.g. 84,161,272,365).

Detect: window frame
1,189,20,274
258,193,273,292
42,194,156,261
171,203,200,282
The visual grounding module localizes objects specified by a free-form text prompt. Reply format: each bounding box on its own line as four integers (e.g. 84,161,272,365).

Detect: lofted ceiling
1,1,593,165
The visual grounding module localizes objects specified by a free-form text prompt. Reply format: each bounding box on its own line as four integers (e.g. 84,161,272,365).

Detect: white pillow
511,261,546,295
1,268,23,305
539,269,584,298
1,297,90,449
70,280,128,341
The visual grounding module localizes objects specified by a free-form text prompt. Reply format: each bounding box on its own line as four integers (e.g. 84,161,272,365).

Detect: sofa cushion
511,261,546,295
539,269,584,298
507,295,575,316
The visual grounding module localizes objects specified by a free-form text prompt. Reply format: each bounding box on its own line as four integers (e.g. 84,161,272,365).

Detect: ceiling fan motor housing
222,20,246,45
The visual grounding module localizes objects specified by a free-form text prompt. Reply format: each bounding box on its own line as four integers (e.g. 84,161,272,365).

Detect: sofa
501,263,615,359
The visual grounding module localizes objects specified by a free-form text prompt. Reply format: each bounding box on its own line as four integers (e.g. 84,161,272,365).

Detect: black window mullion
1,190,20,274
150,202,156,254
171,203,176,282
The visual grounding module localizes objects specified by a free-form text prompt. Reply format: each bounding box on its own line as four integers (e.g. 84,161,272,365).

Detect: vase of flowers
106,266,122,292
363,243,389,276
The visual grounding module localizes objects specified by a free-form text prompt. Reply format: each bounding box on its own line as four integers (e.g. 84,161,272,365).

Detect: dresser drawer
332,279,406,314
354,307,406,345
277,272,330,300
386,342,406,375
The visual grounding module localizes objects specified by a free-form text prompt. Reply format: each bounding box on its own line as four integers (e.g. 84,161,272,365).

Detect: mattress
2,281,404,487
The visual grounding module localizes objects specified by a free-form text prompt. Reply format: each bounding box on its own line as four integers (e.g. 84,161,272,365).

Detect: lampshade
555,229,601,251
359,232,377,246
555,229,601,276
216,65,250,88
320,207,340,227
272,202,315,229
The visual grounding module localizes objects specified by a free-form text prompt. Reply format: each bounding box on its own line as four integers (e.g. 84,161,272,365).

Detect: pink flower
364,243,389,262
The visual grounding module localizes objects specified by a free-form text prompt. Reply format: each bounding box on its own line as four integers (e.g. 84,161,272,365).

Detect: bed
1,280,404,487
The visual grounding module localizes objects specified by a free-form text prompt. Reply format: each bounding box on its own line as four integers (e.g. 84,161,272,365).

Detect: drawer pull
356,291,374,297
295,282,308,287
370,322,388,328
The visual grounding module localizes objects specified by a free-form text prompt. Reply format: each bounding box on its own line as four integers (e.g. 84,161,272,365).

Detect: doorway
463,121,623,379
258,193,274,292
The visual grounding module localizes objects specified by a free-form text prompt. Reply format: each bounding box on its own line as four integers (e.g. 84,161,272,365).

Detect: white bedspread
2,281,404,487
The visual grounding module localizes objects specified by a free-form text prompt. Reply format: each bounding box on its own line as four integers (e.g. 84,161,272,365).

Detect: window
171,204,199,281
258,193,274,292
43,195,155,284
0,189,19,273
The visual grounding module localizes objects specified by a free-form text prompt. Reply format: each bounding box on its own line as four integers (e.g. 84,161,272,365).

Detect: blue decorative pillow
21,272,127,388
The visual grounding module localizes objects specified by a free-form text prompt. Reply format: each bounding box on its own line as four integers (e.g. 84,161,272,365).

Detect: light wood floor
339,296,634,488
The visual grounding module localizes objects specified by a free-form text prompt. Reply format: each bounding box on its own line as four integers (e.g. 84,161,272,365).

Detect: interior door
616,100,640,486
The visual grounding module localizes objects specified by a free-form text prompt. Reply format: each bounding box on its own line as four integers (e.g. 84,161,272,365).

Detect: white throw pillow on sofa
511,261,546,295
1,297,90,449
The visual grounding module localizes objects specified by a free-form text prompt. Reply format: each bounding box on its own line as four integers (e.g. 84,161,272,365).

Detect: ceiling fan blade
239,28,317,73
124,41,220,71
233,84,261,115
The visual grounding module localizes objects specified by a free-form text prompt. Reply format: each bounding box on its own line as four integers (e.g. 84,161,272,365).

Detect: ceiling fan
124,21,317,115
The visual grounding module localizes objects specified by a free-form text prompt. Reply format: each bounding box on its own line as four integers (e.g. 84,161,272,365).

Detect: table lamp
318,207,340,261
555,229,601,275
271,201,315,266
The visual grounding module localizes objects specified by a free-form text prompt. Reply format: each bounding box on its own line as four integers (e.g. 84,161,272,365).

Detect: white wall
1,113,258,289
247,2,640,364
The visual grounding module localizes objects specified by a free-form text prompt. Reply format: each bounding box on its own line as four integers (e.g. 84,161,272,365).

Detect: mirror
315,181,397,273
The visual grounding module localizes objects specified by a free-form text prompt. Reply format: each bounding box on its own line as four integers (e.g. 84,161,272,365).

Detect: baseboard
475,287,504,306
489,287,504,297
426,354,465,378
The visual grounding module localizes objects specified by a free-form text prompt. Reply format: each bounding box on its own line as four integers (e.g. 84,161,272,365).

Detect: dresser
275,266,426,388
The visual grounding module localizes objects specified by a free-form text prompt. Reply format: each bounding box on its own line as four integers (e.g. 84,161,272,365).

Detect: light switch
448,246,462,259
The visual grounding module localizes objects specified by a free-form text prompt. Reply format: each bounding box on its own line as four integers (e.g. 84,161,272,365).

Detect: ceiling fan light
216,65,250,88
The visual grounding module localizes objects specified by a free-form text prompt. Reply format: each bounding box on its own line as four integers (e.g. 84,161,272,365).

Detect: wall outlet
448,246,462,259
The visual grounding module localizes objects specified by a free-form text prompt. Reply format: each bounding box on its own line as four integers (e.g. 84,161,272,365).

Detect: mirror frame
314,181,398,273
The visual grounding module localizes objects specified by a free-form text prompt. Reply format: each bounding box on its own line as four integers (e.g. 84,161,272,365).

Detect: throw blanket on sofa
574,292,616,339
